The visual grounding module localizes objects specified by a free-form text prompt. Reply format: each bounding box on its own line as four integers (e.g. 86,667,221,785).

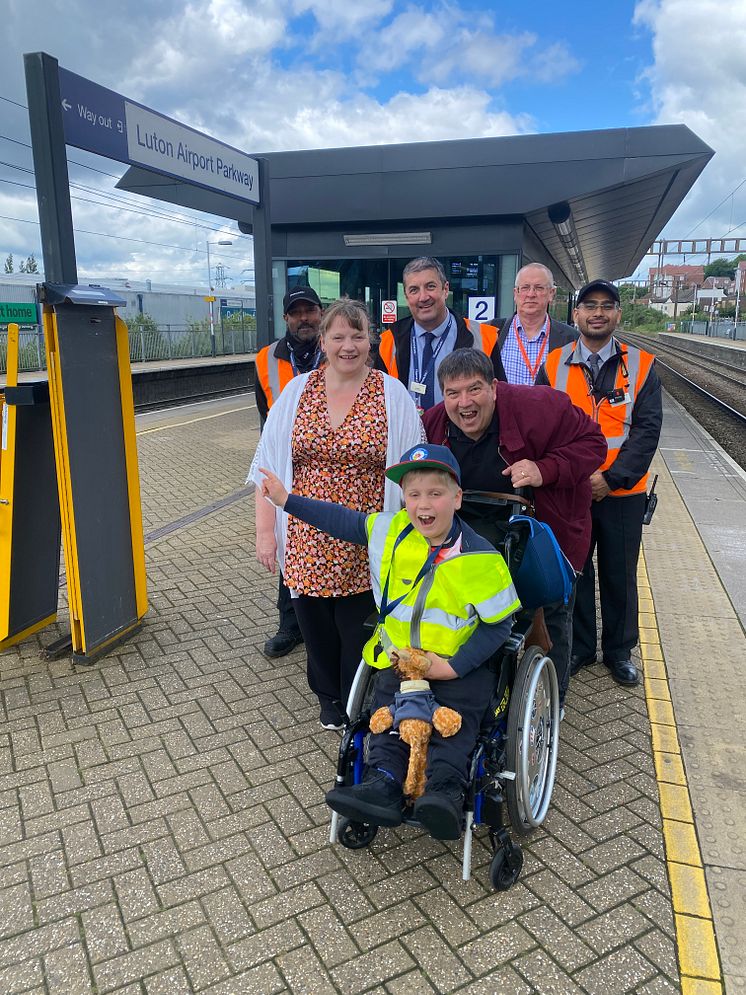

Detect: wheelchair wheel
489,842,523,891
344,662,377,726
338,818,378,849
505,645,560,836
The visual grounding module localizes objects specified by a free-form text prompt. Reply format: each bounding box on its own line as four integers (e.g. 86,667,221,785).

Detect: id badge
409,381,426,395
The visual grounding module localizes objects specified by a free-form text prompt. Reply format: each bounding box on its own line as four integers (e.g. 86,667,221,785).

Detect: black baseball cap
385,444,461,486
283,286,322,313
575,280,620,305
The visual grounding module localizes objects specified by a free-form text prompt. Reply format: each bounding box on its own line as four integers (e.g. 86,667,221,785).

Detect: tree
703,257,735,279
617,284,642,306
21,254,39,274
4,253,13,273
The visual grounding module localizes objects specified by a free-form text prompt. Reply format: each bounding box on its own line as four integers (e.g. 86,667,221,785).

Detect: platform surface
0,389,742,993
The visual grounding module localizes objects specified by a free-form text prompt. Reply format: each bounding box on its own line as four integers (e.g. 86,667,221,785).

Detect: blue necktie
422,333,435,410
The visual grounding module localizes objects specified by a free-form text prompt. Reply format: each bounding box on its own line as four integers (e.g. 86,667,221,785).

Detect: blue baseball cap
385,444,461,486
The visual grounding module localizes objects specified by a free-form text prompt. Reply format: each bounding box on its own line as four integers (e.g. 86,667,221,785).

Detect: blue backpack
507,515,576,610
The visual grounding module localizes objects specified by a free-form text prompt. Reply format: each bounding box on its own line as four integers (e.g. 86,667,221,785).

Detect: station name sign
58,67,259,205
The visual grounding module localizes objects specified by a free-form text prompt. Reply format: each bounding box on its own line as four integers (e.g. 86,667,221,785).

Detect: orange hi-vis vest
378,317,498,380
544,340,655,497
256,343,295,410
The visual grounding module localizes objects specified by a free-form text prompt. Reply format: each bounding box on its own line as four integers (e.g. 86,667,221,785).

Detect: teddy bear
369,646,462,800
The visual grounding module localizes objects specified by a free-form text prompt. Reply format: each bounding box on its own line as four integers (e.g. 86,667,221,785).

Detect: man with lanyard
254,286,323,658
537,280,662,688
422,349,606,709
375,256,500,411
497,263,576,385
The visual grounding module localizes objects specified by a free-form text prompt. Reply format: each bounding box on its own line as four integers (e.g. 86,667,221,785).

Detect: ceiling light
343,232,432,247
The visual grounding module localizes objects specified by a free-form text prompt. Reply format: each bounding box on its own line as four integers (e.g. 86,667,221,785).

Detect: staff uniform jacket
536,339,662,496
282,497,519,676
495,313,577,382
375,310,501,384
254,337,321,425
422,384,607,571
247,371,424,583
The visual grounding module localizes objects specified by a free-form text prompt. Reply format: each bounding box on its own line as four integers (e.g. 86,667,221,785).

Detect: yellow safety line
638,552,724,994
136,403,253,436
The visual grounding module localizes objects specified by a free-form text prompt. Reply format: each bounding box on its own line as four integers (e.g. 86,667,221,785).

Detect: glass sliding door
283,252,518,329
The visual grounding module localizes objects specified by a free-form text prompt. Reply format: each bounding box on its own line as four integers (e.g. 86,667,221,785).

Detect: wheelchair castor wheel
338,818,378,849
489,842,523,891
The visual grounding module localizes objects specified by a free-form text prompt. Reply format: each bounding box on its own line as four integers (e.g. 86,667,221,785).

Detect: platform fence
678,318,746,341
1,323,256,374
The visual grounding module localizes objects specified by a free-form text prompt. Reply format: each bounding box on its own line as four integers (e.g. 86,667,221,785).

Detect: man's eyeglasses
515,284,552,294
578,301,618,312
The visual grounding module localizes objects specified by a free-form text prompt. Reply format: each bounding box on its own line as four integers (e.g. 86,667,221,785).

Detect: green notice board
0,302,38,324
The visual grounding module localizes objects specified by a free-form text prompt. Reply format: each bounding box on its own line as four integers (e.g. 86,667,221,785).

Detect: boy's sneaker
326,769,404,827
414,783,463,840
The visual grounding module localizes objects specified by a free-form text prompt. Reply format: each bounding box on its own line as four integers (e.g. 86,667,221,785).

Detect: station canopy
118,123,713,286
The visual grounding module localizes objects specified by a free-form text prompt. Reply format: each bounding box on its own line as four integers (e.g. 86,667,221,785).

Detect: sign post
19,51,271,660
24,53,77,284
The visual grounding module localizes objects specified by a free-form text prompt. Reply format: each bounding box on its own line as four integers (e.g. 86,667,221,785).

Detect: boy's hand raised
259,468,289,508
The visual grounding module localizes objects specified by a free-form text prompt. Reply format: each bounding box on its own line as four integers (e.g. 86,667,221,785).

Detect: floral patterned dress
284,369,388,597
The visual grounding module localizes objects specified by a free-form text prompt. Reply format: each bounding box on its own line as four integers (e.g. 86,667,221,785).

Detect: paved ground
0,395,701,994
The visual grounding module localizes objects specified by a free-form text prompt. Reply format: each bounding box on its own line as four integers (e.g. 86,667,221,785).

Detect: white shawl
248,370,424,576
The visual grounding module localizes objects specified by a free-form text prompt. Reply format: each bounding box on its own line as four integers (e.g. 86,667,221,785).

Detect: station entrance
283,254,507,330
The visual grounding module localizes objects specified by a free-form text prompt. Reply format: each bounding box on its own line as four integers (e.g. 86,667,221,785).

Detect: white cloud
357,5,580,90
293,0,395,43
634,0,746,244
127,0,289,96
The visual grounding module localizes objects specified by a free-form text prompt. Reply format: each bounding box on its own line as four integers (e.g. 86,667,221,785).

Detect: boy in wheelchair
259,443,520,840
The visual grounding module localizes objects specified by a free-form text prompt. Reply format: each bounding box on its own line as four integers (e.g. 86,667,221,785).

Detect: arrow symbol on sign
61,99,71,111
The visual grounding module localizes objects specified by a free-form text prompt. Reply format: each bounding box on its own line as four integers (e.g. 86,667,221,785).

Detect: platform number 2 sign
468,297,495,323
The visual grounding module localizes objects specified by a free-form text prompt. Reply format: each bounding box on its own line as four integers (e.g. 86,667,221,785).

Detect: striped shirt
500,315,550,386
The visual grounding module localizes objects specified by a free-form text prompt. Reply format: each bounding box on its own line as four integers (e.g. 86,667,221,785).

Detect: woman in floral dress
251,299,422,729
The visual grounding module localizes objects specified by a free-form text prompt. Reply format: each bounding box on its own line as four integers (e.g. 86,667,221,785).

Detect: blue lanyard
378,520,459,623
410,316,453,386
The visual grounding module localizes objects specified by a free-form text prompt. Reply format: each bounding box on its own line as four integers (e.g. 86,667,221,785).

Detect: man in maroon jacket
423,348,606,706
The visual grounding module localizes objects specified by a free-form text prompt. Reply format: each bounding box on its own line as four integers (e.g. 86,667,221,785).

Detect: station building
225,123,713,339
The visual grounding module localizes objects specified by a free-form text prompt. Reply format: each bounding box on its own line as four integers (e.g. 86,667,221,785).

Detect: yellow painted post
42,306,84,652
115,315,148,620
0,324,19,642
0,323,59,648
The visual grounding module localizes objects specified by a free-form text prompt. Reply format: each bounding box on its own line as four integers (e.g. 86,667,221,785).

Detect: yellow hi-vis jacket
363,509,520,671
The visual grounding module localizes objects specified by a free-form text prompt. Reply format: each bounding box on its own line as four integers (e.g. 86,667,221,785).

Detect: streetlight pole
205,238,232,357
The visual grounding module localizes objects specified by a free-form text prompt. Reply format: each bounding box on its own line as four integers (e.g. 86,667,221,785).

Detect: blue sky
1,0,744,286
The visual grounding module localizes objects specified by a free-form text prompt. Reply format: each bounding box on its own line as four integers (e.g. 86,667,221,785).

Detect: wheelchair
327,491,561,891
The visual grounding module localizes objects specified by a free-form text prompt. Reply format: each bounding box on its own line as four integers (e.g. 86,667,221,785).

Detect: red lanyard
512,317,549,380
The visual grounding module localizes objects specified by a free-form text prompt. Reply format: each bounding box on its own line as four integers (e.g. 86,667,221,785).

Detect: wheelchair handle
462,489,535,514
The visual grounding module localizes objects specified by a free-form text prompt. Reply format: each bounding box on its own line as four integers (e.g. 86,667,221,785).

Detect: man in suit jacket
497,263,576,385
375,257,500,411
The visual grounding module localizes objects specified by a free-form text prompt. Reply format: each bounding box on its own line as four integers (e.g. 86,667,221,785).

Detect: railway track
619,332,746,469
134,383,253,413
